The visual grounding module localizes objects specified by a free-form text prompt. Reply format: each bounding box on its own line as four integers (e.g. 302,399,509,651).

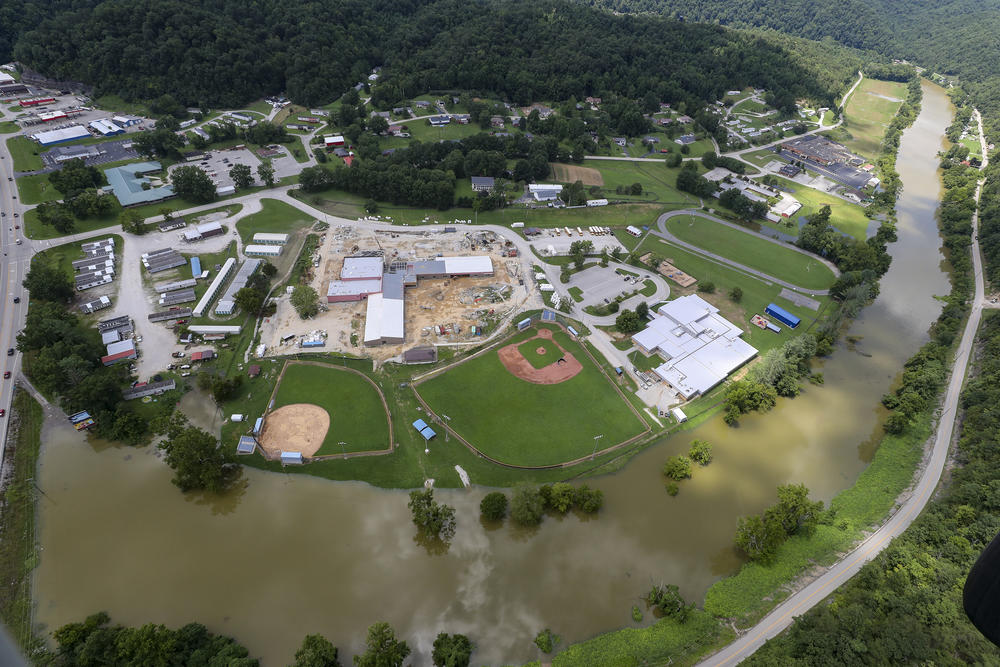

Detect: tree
408,489,457,541
369,115,389,135
647,583,693,621
293,634,341,667
735,513,785,562
573,485,604,513
480,491,508,521
729,286,743,302
229,163,254,190
261,261,278,278
119,209,147,235
636,301,649,319
234,287,265,315
257,163,276,187
663,455,692,480
353,622,410,667
534,628,560,654
768,483,824,536
158,419,237,493
600,248,609,267
698,281,716,293
432,633,472,667
610,246,623,261
171,165,217,203
291,285,319,318
511,484,544,526
547,482,575,513
615,309,642,333
23,260,73,302
689,440,713,465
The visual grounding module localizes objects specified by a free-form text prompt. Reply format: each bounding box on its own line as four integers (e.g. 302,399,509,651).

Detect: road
699,107,990,666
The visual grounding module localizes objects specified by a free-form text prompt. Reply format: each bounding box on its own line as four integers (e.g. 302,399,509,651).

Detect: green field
35,234,125,283
769,176,871,240
516,337,562,369
6,135,42,172
271,362,390,455
665,215,836,290
235,198,314,245
589,160,703,206
633,235,828,355
15,172,61,204
0,121,18,134
839,78,908,159
419,324,646,466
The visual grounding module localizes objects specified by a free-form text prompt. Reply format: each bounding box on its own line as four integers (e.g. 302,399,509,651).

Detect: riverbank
0,390,43,653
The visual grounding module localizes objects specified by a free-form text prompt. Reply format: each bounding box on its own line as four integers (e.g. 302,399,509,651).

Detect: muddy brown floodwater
32,81,953,666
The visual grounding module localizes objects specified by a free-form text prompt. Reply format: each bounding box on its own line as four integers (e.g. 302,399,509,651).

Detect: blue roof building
103,162,175,207
765,303,800,328
190,257,202,277
412,418,429,432
419,426,436,440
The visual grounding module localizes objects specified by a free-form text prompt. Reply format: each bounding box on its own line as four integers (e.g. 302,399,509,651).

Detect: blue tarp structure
191,257,202,277
765,303,800,328
412,418,428,431
420,426,437,440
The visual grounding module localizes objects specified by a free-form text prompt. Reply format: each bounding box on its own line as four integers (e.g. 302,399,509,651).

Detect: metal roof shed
419,426,437,440
412,419,429,432
280,451,304,465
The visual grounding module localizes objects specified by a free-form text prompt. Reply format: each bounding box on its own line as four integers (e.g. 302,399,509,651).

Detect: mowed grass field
271,362,390,455
840,78,908,159
770,176,871,240
234,198,314,245
419,325,646,466
665,215,836,290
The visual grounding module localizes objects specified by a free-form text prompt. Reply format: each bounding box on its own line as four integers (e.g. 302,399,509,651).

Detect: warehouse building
632,294,757,400
141,248,186,274
89,118,124,136
215,259,261,316
193,257,236,316
101,339,137,366
252,232,289,245
159,288,197,306
244,244,282,257
182,220,224,242
112,115,142,128
32,125,90,146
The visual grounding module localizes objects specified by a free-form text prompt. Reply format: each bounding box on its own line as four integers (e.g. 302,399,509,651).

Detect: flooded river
32,81,953,665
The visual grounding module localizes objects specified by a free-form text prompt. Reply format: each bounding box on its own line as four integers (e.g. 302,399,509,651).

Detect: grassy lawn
270,362,390,455
36,234,124,282
418,324,646,466
665,214,836,290
516,337,563,369
234,198,314,245
769,176,871,240
24,207,119,240
589,160,702,206
15,172,61,204
0,391,43,652
839,78,908,159
568,286,584,302
639,279,657,296
0,121,18,134
633,234,829,356
92,94,150,117
628,349,662,372
6,135,42,171
741,148,781,167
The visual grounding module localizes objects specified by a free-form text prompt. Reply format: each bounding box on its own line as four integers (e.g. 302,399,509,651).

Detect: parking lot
168,147,263,190
566,264,666,310
40,137,138,169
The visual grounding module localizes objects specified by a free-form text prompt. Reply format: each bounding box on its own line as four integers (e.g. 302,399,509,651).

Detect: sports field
268,362,390,456
840,78,908,159
665,214,836,290
418,324,646,466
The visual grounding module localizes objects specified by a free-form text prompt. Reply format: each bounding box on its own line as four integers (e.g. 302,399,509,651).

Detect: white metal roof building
215,259,261,315
252,232,289,245
632,294,757,399
529,183,563,201
442,256,493,275
327,278,382,302
363,293,405,346
341,256,384,280
32,125,90,146
244,244,282,257
193,257,236,316
188,325,242,334
89,118,124,136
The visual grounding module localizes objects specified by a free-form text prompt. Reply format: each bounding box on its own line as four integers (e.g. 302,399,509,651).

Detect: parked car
3,371,10,379
180,364,191,369
6,348,13,356
13,297,19,303
181,372,191,377
0,409,6,417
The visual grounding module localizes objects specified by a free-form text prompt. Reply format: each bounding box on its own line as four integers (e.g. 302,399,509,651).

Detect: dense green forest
0,0,858,110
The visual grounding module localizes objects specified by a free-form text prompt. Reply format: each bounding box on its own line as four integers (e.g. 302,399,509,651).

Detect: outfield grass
839,78,908,159
517,337,562,369
234,198,314,245
664,214,836,290
419,324,646,466
633,235,828,356
15,172,61,204
271,362,390,455
6,135,42,172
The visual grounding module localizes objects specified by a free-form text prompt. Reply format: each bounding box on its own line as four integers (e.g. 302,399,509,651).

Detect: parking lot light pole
591,434,604,460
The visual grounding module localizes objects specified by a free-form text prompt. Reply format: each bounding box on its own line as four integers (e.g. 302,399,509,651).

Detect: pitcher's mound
259,403,330,457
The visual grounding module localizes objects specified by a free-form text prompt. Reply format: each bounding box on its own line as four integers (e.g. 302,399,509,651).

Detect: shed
567,326,579,337
765,303,800,328
230,414,245,422
237,435,257,454
517,318,532,330
280,451,304,465
670,407,688,423
412,418,429,432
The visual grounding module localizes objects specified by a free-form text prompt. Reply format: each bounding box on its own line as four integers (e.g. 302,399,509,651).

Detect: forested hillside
577,0,1000,132
0,0,859,110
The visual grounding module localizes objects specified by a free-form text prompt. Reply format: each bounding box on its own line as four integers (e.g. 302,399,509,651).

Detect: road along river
31,81,953,665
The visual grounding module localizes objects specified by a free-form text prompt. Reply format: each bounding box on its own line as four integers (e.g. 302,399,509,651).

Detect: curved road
653,210,839,295
700,109,990,666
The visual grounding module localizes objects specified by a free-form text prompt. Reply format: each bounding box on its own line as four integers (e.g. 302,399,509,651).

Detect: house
428,116,450,126
585,96,602,106
490,116,505,128
414,100,431,109
778,163,801,178
370,110,390,119
324,135,345,149
675,134,696,145
677,115,693,124
471,176,495,192
613,137,627,147
101,339,137,366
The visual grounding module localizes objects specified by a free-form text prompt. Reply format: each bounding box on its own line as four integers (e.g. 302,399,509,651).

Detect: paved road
700,106,989,666
652,210,838,296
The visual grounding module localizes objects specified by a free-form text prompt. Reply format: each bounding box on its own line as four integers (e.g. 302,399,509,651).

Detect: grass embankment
418,324,646,466
664,215,836,290
631,235,829,356
271,362,390,455
837,78,908,159
0,390,43,652
6,135,42,172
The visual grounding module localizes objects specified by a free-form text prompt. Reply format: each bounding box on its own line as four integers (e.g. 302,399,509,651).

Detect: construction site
258,224,530,362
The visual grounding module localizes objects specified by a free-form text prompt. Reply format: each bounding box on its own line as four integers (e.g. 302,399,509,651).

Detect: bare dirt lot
549,162,604,186
258,403,330,457
259,224,527,362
